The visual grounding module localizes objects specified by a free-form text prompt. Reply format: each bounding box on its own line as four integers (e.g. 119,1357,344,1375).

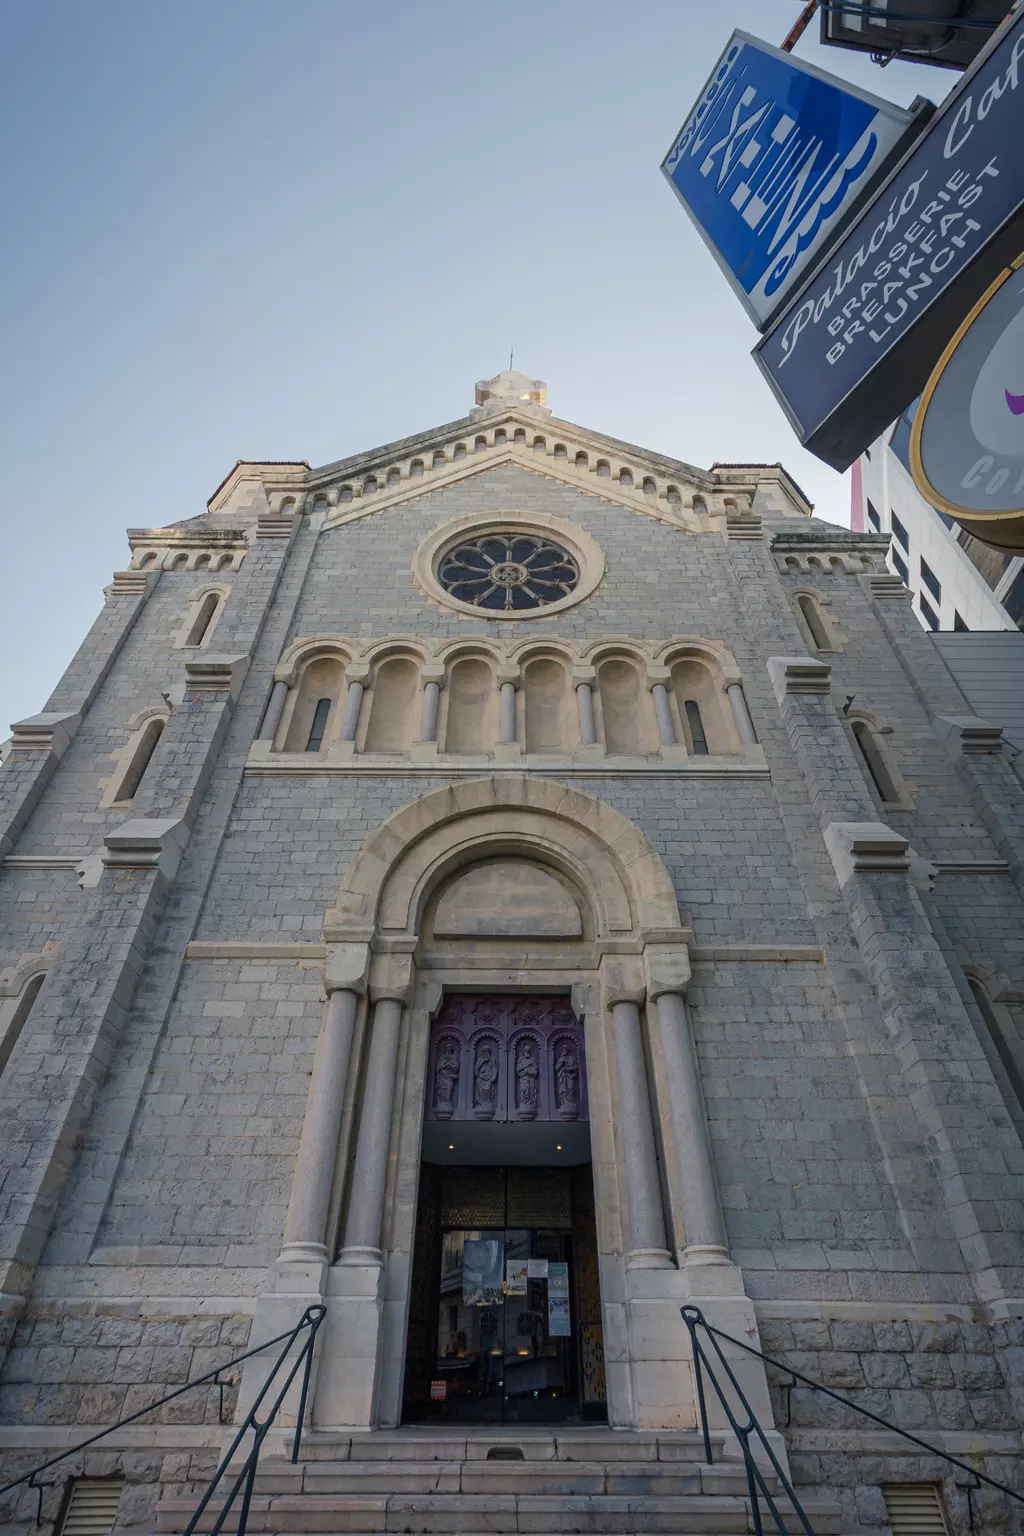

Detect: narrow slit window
118,718,164,803
797,594,832,651
891,549,909,584
185,592,220,647
866,498,880,532
891,511,909,552
919,593,940,631
306,698,332,752
920,557,941,604
684,700,709,755
852,720,898,804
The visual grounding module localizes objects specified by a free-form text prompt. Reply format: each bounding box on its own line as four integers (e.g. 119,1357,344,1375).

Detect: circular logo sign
911,253,1024,553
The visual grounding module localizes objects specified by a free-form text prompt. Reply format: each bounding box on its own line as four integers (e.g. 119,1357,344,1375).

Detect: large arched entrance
243,777,773,1436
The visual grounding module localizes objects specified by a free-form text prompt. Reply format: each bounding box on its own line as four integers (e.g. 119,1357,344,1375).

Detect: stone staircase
155,1427,843,1534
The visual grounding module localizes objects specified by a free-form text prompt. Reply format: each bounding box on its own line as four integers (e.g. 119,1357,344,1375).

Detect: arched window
684,701,708,755
618,468,633,488
340,485,354,503
432,450,446,468
596,460,611,478
453,442,467,460
306,698,332,752
0,972,45,1076
796,593,835,652
642,477,657,497
183,591,221,648
671,658,733,755
312,495,328,516
139,551,159,569
283,656,345,752
474,436,488,453
513,428,526,444
968,977,1024,1116
365,657,419,753
553,443,567,461
386,467,401,486
575,451,588,470
363,475,378,495
409,459,424,477
494,429,507,446
533,437,546,453
116,717,165,804
524,658,569,753
597,658,653,755
444,658,493,754
851,719,899,804
667,487,682,510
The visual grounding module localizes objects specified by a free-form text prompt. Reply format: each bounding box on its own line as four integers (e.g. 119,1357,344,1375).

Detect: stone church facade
1,372,1023,1532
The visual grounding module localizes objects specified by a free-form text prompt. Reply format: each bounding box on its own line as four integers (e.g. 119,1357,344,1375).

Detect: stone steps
154,1429,842,1534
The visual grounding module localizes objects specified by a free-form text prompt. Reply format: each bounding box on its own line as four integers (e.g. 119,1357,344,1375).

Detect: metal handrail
0,1303,326,1536
682,1305,1024,1536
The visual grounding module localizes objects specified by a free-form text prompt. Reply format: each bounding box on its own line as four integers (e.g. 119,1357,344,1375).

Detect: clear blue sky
0,1,951,730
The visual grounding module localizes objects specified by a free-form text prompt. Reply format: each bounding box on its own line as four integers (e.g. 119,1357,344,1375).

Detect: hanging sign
661,30,918,328
910,252,1024,553
754,9,1024,471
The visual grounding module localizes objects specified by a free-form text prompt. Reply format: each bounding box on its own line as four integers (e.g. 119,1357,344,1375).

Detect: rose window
436,533,580,612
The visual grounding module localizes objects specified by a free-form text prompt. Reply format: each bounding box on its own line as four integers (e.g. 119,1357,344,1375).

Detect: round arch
324,774,682,942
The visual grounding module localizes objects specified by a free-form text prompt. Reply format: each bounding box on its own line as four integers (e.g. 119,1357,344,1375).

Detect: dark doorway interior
402,1162,607,1425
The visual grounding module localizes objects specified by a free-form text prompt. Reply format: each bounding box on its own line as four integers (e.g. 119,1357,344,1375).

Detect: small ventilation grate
882,1483,950,1536
486,1447,525,1461
58,1478,125,1536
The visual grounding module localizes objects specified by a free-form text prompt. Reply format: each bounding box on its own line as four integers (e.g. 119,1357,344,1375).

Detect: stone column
337,666,369,743
646,947,728,1264
339,956,413,1262
279,943,369,1263
259,679,289,743
576,682,596,745
651,684,676,748
499,681,517,745
726,681,757,746
602,960,669,1265
420,680,441,743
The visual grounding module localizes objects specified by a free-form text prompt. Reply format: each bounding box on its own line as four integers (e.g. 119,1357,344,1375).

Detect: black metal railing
0,1303,326,1536
682,1304,1024,1536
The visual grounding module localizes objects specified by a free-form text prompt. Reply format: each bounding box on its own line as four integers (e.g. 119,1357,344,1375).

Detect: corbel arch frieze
323,775,682,944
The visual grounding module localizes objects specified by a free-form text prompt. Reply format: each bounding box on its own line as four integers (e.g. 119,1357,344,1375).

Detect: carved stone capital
420,665,445,686
599,954,646,1009
370,953,415,1006
767,656,832,701
344,663,371,687
644,666,672,689
643,943,692,1001
571,666,597,687
323,942,371,997
823,821,911,886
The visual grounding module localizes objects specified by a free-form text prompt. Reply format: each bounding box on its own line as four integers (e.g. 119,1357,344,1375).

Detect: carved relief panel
425,995,587,1125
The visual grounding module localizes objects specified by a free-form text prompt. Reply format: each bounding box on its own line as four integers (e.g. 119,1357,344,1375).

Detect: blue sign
753,8,1024,470
662,31,915,329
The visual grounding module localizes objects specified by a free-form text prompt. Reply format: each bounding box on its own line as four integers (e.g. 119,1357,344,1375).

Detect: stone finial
472,369,550,418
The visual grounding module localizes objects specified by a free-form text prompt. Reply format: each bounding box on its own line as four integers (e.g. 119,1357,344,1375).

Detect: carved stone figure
515,1039,540,1115
473,1039,499,1116
432,1038,461,1117
554,1040,580,1117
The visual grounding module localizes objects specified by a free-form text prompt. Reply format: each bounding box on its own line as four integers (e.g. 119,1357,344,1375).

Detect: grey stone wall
1,452,1023,1528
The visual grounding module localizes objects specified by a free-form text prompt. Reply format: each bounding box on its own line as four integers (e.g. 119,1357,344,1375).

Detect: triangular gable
318,438,707,535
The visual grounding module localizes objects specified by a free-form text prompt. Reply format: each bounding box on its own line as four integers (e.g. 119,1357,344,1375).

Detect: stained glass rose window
436,533,580,612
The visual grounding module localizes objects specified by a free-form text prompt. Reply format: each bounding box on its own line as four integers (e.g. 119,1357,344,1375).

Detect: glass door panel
431,1226,578,1422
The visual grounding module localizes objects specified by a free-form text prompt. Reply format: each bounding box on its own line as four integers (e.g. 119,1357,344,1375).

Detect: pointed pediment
319,438,709,535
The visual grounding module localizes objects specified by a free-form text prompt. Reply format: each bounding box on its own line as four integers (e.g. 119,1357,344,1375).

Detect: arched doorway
243,777,772,1438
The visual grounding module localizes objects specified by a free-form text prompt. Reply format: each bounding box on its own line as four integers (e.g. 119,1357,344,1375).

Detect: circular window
437,532,580,612
414,512,604,620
